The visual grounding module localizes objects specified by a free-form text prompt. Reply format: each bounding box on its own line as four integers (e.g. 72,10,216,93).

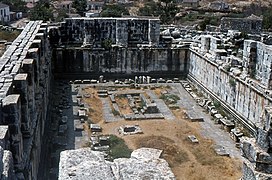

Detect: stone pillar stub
2,95,21,120
13,74,30,136
0,126,9,149
14,74,28,82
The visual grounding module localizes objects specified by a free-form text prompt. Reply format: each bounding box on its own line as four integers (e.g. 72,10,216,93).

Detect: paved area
102,98,122,122
146,90,176,120
171,83,242,159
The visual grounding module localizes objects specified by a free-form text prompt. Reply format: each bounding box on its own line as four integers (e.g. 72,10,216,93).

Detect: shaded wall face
53,47,189,75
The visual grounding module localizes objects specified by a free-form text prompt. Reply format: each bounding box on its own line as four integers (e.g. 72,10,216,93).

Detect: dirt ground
83,87,242,180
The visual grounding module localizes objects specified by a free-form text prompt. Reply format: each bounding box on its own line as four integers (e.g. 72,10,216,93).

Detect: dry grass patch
115,95,133,114
135,135,189,166
83,88,104,123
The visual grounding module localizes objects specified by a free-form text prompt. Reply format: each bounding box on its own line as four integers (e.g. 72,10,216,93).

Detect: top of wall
64,17,160,21
0,21,44,101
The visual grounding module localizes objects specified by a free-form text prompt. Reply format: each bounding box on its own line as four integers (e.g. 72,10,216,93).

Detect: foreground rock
59,147,175,180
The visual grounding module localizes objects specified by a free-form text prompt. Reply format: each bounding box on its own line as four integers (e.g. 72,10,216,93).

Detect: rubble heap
241,107,272,179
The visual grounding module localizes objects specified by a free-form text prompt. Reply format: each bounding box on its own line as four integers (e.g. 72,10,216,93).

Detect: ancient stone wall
53,46,189,75
188,34,272,178
0,21,51,179
243,40,272,88
188,35,272,134
57,17,160,47
51,18,188,76
220,15,262,34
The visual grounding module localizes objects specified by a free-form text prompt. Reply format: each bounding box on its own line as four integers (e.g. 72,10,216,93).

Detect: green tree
0,0,27,12
138,1,161,16
72,0,87,16
29,2,53,21
263,7,272,30
159,0,178,24
138,0,178,24
100,4,129,17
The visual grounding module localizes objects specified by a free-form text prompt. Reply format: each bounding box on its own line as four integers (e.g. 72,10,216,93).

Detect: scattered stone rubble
241,107,272,179
59,147,175,180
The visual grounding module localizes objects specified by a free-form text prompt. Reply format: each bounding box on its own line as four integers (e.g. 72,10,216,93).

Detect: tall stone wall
50,17,188,77
53,47,189,75
56,17,160,47
243,40,272,89
220,15,263,34
188,34,272,179
0,21,51,179
189,50,270,133
188,35,272,134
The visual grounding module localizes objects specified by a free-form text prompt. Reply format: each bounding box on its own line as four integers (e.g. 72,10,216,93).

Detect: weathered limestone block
1,150,15,180
2,95,21,125
0,126,9,149
242,160,272,180
59,148,175,180
241,137,259,162
201,35,211,53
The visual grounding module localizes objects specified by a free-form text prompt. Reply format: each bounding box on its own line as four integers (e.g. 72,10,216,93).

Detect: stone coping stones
78,109,87,119
58,147,175,180
98,93,108,98
0,126,8,149
219,118,235,132
185,110,204,122
214,113,223,123
124,113,164,120
230,128,244,142
74,120,83,131
115,89,144,95
90,124,102,132
188,135,199,143
213,145,229,156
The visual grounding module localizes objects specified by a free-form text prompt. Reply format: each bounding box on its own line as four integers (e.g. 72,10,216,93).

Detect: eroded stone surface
59,147,175,180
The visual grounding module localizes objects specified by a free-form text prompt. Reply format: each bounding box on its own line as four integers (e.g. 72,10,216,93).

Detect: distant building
220,14,263,34
0,3,10,23
22,0,39,2
87,0,105,11
209,1,229,11
58,0,73,10
177,0,200,8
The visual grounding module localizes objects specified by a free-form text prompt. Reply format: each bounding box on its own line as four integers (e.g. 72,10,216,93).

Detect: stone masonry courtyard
48,78,243,180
